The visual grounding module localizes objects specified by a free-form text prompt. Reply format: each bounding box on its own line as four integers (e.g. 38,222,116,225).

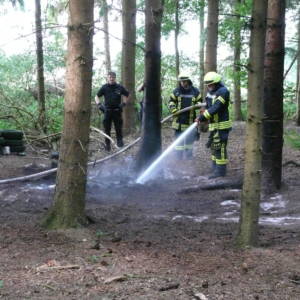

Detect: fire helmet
178,73,191,81
204,72,222,85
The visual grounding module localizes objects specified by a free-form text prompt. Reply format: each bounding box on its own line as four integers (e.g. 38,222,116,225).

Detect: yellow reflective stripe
217,96,226,104
170,94,176,100
209,120,232,130
221,143,226,161
216,159,228,165
175,145,185,150
171,109,177,113
196,94,202,101
218,120,232,129
185,144,193,150
213,113,219,123
204,110,211,119
178,97,182,109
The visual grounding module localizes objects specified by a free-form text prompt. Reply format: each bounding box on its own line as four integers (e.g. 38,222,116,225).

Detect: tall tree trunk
136,0,163,171
175,0,180,77
297,10,300,126
233,0,243,121
262,0,285,193
205,0,219,73
103,0,111,74
199,1,205,96
122,0,137,135
42,0,94,229
236,0,267,248
35,0,46,133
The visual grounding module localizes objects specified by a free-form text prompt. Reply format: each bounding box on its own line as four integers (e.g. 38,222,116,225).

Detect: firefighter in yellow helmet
196,71,232,178
169,74,202,159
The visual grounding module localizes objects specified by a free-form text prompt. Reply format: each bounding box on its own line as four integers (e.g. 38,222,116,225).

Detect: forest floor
1,122,300,300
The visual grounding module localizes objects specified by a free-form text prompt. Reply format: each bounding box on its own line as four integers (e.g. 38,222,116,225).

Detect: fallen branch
178,179,243,193
90,126,116,148
37,264,80,272
283,160,300,167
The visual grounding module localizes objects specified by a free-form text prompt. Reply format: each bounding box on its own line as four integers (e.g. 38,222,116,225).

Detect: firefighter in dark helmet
196,71,232,178
169,74,202,159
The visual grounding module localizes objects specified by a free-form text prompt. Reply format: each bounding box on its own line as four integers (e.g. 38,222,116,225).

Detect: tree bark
236,0,268,248
136,0,163,172
199,1,205,97
262,0,285,193
42,0,94,229
175,0,180,77
205,0,219,73
102,0,111,74
233,0,243,121
122,0,137,135
297,9,300,126
35,0,46,133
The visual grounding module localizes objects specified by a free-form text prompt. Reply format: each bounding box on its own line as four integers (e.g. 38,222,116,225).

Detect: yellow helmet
204,71,222,85
178,73,191,81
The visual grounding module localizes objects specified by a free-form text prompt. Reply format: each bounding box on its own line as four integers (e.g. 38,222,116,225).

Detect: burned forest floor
1,122,300,300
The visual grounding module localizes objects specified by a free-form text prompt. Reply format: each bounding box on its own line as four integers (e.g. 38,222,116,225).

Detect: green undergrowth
284,130,300,150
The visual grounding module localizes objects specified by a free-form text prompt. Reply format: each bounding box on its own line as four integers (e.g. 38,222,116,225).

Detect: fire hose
0,103,205,184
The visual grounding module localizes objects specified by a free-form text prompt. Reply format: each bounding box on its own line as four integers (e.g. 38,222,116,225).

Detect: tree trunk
233,0,243,121
175,0,180,77
205,0,219,73
42,0,94,229
262,0,285,193
122,0,137,135
103,0,111,74
297,10,300,126
236,0,267,248
136,0,163,171
35,0,46,133
199,1,205,96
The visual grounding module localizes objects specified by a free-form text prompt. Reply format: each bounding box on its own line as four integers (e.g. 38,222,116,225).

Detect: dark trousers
103,109,123,146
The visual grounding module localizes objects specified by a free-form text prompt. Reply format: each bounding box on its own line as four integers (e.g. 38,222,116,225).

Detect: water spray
136,122,197,184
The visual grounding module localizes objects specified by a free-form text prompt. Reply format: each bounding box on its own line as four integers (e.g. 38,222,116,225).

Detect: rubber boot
117,139,124,148
105,140,111,152
209,164,226,179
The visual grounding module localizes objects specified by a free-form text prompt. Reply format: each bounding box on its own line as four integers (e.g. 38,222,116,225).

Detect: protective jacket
169,85,202,130
199,82,231,131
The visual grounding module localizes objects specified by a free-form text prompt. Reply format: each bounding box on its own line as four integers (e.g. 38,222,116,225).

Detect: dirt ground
1,122,300,300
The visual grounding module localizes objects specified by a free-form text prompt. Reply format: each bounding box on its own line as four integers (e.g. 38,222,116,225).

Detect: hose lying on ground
0,104,205,185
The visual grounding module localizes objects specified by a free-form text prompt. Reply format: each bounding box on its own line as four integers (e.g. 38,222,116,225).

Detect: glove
197,114,206,122
119,102,126,109
98,103,105,113
117,102,126,112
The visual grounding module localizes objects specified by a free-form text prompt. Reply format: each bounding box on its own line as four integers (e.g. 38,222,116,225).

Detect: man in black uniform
197,71,232,178
95,72,129,151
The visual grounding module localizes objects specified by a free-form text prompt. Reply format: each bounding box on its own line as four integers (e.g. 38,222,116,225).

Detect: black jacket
97,83,129,109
